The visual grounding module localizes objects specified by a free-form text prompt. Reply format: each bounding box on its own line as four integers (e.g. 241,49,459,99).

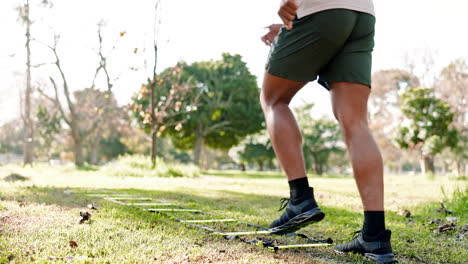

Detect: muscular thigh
330,82,370,122
261,71,306,107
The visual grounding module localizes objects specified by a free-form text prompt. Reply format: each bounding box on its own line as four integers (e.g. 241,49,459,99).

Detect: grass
102,155,201,178
0,163,466,263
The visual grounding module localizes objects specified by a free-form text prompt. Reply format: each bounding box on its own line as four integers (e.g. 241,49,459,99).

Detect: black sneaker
334,230,398,263
268,188,325,235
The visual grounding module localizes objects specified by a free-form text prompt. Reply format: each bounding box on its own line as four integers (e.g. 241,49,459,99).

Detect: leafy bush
101,155,200,178
3,173,29,182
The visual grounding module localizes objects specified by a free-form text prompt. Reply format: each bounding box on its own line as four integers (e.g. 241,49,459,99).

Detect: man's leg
331,82,396,263
330,82,384,212
261,72,324,234
260,72,307,181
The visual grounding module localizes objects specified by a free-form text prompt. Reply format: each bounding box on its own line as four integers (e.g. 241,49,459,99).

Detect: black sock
363,211,386,239
288,177,310,199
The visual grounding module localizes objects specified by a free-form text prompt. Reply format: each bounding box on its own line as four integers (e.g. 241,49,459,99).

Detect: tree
17,0,33,165
168,53,264,165
239,142,275,171
295,103,344,175
37,24,126,166
73,88,125,164
370,69,420,172
395,87,459,174
0,121,24,155
436,59,468,175
36,104,60,160
16,0,54,166
130,65,197,167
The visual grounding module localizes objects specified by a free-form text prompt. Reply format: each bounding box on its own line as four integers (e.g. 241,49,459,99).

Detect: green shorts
266,9,376,90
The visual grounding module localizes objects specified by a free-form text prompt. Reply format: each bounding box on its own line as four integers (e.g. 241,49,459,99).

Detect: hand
261,24,282,46
278,0,298,30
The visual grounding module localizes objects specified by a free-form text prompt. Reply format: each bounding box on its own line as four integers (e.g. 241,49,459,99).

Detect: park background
0,0,467,263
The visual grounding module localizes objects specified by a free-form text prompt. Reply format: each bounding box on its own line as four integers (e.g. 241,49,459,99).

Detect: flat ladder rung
180,219,237,223
87,194,130,197
106,197,152,200
128,203,173,206
145,208,203,212
219,230,271,236
269,243,334,250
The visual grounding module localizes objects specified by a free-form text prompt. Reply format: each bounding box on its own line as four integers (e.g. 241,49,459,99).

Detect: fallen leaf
461,224,468,233
87,204,98,210
428,218,443,225
435,222,457,233
436,203,453,215
69,240,78,248
446,217,458,222
79,211,91,224
399,209,412,217
457,224,468,240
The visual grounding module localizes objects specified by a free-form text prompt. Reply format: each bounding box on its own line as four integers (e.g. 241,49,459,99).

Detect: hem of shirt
297,4,375,18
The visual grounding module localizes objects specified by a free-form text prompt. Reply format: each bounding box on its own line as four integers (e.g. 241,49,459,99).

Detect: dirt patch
0,203,73,232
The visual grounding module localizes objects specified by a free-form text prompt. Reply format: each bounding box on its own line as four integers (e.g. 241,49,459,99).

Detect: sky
1,0,468,125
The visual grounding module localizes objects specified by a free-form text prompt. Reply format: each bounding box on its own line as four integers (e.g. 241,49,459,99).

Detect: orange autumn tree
130,65,198,167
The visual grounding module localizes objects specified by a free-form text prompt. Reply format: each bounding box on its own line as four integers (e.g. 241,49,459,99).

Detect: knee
260,91,286,114
260,92,268,113
333,108,368,136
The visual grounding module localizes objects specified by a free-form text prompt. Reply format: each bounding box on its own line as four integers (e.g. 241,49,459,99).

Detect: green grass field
0,163,467,263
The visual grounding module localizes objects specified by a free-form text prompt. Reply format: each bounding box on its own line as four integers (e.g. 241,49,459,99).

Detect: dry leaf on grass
436,203,453,215
87,204,98,210
399,209,412,217
79,211,91,224
446,217,459,222
428,218,443,225
435,222,457,233
69,240,78,248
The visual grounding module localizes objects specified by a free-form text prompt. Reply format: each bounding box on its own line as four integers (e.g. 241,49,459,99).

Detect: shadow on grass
203,170,351,180
1,185,366,264
3,185,466,264
76,164,99,171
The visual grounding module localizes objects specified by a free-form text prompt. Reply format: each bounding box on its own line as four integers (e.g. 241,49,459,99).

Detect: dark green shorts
266,9,376,89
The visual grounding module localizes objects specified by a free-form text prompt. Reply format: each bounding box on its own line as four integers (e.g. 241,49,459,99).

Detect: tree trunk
193,127,204,166
23,0,34,166
240,163,246,171
74,137,84,167
258,160,264,171
151,130,157,168
311,153,323,175
397,159,403,174
90,139,99,165
420,155,435,175
317,162,324,175
455,161,462,177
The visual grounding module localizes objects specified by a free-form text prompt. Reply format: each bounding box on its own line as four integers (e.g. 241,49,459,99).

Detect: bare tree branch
32,62,55,68
49,77,71,126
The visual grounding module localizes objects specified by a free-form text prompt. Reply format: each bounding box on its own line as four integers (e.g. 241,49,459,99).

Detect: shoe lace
278,198,289,211
351,230,361,239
